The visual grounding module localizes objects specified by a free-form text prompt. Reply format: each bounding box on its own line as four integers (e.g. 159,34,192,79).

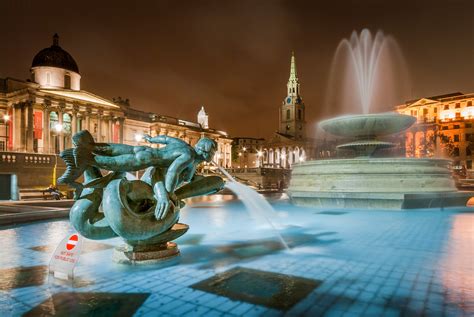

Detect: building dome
31,34,79,73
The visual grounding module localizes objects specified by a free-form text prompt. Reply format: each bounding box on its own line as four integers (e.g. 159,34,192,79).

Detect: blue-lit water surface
0,194,473,316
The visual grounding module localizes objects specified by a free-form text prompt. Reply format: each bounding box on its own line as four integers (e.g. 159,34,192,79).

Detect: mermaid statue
58,130,224,263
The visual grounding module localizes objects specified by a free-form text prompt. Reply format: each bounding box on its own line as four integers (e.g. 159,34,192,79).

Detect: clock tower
279,52,306,139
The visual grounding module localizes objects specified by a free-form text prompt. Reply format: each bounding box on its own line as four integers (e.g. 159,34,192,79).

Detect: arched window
64,74,71,89
49,111,58,130
286,109,290,120
63,113,72,133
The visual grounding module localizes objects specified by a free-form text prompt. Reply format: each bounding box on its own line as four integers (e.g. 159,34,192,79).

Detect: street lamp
134,133,143,142
54,123,63,133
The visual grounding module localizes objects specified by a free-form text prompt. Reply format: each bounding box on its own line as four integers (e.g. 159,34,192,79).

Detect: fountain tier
288,158,472,209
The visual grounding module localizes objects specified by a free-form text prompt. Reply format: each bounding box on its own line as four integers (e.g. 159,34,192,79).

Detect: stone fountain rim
294,157,453,165
318,112,416,137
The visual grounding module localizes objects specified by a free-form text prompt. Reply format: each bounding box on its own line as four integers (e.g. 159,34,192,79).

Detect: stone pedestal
113,242,180,265
288,158,474,210
113,223,189,265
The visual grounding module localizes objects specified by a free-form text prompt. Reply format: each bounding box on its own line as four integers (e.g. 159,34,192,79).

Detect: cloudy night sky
0,0,472,138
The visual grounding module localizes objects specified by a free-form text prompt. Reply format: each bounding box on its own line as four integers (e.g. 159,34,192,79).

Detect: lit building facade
232,137,265,168
0,34,232,193
396,92,474,169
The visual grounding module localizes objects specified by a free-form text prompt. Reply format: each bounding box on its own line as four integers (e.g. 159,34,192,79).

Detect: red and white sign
49,232,83,280
66,234,78,250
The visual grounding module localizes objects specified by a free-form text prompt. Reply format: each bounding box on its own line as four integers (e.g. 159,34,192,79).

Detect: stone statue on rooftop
58,130,224,264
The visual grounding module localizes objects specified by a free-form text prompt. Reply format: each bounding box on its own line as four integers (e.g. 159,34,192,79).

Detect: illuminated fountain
287,30,472,209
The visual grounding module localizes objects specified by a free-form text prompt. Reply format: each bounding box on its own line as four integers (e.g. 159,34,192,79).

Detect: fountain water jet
213,164,290,249
324,29,410,117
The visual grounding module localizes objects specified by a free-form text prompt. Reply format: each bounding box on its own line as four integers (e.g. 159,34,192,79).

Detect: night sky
0,0,472,138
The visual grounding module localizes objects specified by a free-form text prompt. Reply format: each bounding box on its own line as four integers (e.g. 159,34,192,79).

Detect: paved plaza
0,195,473,316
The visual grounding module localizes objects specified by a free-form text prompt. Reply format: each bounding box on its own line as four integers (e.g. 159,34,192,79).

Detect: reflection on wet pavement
191,267,321,310
23,292,150,316
0,195,473,316
0,265,47,290
30,242,114,254
441,214,474,312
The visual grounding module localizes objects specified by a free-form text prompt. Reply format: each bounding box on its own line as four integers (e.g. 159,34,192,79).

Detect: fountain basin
288,158,473,209
319,112,416,138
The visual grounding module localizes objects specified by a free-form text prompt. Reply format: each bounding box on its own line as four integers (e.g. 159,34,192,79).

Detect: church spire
287,51,300,97
289,51,298,82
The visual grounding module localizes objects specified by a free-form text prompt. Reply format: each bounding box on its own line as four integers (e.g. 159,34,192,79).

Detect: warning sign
49,233,83,280
66,234,78,250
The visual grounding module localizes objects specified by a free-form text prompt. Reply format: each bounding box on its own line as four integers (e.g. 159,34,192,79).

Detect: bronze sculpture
58,130,224,263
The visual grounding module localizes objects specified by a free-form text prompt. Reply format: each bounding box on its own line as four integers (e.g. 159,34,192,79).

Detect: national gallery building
0,34,232,195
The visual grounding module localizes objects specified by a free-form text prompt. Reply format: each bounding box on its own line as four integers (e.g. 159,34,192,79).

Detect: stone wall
226,167,291,190
0,151,66,189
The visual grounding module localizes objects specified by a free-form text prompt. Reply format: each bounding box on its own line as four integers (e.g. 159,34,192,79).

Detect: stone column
12,103,22,151
20,103,26,151
107,116,113,142
118,117,124,143
97,111,103,142
71,104,79,136
42,103,50,154
85,109,91,133
57,105,64,153
26,101,34,152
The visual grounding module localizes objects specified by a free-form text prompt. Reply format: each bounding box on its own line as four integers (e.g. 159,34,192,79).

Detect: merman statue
57,130,225,264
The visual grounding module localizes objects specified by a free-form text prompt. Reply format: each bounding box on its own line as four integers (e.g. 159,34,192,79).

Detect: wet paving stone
23,292,150,316
0,265,48,290
176,233,205,245
0,265,94,291
1,199,473,316
191,267,321,310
